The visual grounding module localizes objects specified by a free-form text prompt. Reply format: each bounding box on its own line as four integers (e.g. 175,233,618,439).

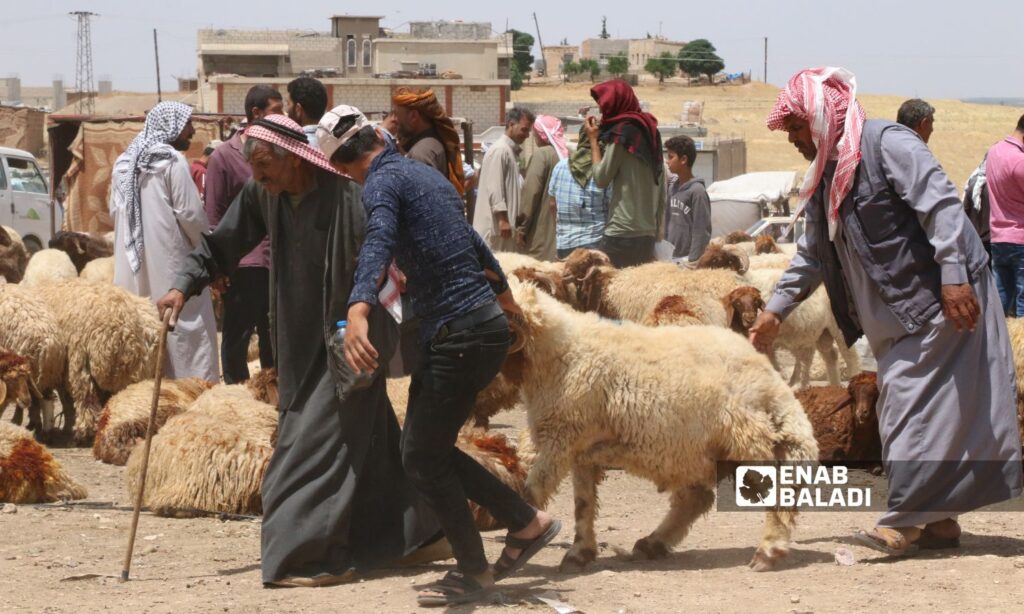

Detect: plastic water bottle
329,320,376,400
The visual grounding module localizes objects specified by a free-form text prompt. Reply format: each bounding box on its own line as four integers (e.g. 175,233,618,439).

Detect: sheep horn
825,396,855,418
722,245,750,274
505,311,529,354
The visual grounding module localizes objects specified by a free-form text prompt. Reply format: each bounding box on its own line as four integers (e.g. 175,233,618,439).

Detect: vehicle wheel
23,236,43,254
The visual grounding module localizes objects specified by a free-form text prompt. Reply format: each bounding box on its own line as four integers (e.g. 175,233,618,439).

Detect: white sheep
506,281,818,571
0,421,87,503
35,279,161,445
22,249,79,287
494,251,564,276
79,256,114,283
0,283,65,432
749,253,793,270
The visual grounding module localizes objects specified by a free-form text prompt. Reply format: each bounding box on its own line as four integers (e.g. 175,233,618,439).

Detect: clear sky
2,0,1020,100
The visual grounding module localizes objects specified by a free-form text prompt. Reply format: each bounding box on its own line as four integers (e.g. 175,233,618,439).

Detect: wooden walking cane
121,309,173,581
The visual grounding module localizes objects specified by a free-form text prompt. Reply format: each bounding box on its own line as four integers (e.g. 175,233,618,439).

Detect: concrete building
580,38,630,61
542,45,579,79
628,38,687,71
196,16,510,128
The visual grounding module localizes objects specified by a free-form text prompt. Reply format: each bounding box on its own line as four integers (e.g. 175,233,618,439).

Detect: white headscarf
115,101,193,273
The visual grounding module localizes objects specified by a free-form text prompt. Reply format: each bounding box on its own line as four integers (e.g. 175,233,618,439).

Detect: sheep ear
0,380,6,407
724,300,736,327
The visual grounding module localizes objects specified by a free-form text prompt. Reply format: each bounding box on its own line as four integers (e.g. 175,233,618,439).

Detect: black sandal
416,570,492,607
493,519,562,581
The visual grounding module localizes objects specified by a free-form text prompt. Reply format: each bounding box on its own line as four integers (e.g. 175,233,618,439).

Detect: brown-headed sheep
246,367,279,406
723,230,754,244
0,226,29,283
795,372,881,463
125,384,276,516
509,266,573,306
561,247,612,282
35,279,161,445
506,281,818,571
79,256,114,283
722,286,766,335
22,249,78,287
0,284,65,433
92,378,214,466
754,235,783,255
693,243,750,274
47,230,114,274
0,421,87,503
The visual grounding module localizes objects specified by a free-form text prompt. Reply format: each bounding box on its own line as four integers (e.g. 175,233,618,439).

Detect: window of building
346,38,357,67
362,40,372,67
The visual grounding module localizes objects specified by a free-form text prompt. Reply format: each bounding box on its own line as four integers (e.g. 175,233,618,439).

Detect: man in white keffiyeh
110,101,219,382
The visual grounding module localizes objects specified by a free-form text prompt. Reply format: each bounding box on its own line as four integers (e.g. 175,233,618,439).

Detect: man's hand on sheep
156,289,186,328
748,310,781,354
344,302,379,374
942,283,980,333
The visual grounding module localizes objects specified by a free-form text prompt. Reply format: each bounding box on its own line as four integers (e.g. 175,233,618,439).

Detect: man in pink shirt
985,114,1024,316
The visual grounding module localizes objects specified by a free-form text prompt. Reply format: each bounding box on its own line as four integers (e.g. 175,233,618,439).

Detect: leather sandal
853,527,919,557
417,570,492,607
493,519,562,581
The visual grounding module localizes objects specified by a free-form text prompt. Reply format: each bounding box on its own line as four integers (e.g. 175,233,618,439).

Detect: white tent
707,171,797,238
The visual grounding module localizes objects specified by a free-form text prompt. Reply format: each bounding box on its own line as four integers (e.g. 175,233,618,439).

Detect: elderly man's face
783,115,816,161
171,120,195,152
248,140,301,194
917,115,934,144
393,106,423,142
507,116,533,145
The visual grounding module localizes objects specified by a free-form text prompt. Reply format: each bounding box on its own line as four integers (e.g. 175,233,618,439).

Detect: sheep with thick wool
47,231,113,274
34,279,161,444
0,421,87,503
795,372,881,462
0,225,29,283
506,281,818,571
0,350,36,429
0,283,65,432
742,268,860,388
79,256,114,283
22,249,78,287
749,253,793,270
126,384,277,516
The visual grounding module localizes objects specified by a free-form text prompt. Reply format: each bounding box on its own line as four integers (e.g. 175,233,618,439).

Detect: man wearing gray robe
157,114,440,587
751,68,1022,556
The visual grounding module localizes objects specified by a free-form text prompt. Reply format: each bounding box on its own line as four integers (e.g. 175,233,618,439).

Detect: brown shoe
267,569,357,588
396,537,453,567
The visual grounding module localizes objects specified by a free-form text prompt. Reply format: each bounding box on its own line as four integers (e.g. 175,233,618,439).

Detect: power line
70,11,98,115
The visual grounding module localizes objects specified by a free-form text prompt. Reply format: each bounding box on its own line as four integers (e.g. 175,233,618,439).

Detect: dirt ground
3,406,1023,614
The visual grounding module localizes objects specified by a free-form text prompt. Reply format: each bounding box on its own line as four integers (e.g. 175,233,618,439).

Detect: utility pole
70,11,98,115
532,12,546,76
763,36,768,84
153,29,162,102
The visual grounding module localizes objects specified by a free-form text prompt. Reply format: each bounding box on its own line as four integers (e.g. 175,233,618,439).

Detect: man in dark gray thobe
751,68,1022,557
157,114,440,587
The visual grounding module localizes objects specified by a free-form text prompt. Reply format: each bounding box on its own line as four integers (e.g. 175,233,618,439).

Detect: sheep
722,286,766,335
79,256,114,283
246,367,279,406
0,284,65,433
47,230,114,274
510,266,574,306
0,350,36,429
742,268,860,388
561,247,612,282
125,384,277,517
749,253,793,270
0,226,29,283
755,235,783,255
795,372,881,463
1002,318,1024,446
0,421,87,503
494,252,563,277
22,249,78,287
92,378,214,466
723,230,754,244
693,243,750,274
34,279,161,445
505,281,818,571
641,295,705,327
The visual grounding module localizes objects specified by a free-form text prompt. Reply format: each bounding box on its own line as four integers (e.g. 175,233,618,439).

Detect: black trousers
221,266,274,384
600,234,656,268
401,311,536,575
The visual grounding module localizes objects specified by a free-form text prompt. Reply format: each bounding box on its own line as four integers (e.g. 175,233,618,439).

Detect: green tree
600,16,610,39
678,38,725,83
562,61,584,83
607,52,629,78
510,63,524,90
507,29,536,76
645,52,677,84
578,58,601,82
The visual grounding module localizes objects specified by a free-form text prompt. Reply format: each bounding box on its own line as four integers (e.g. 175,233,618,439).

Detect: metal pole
763,37,768,84
153,29,162,102
532,13,546,76
462,120,476,224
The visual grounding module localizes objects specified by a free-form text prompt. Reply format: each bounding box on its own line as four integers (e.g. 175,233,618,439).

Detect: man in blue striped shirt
548,129,611,259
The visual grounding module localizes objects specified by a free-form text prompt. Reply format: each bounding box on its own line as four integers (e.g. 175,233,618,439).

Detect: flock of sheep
2,224,1023,574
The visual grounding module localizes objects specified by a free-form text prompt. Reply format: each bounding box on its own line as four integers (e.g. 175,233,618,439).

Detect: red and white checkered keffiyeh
766,67,866,240
244,114,338,175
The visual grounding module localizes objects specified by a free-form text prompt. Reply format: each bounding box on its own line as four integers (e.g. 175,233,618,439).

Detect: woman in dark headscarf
584,79,667,268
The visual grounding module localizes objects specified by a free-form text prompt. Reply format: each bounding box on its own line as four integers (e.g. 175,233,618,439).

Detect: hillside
512,80,1024,190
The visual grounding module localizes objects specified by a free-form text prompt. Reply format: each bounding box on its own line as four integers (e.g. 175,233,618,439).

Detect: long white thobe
472,134,522,252
110,147,219,382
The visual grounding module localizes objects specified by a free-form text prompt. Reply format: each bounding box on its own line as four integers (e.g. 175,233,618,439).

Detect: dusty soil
2,406,1023,614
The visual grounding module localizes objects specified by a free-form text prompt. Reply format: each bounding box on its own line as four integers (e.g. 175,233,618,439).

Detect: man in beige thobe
472,108,534,252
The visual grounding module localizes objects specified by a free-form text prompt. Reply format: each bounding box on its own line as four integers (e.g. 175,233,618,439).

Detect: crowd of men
104,71,1024,606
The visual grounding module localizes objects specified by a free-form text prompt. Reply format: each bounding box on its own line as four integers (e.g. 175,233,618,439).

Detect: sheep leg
11,404,24,426
57,385,76,444
788,347,814,389
633,485,716,561
523,436,573,510
750,508,797,572
815,332,841,387
559,463,604,571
